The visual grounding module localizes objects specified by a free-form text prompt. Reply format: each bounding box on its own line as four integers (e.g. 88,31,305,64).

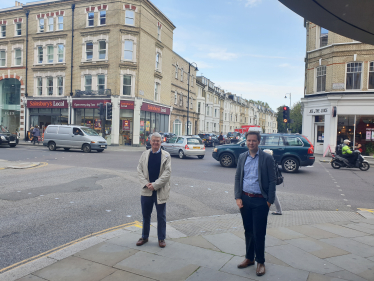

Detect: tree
289,102,302,133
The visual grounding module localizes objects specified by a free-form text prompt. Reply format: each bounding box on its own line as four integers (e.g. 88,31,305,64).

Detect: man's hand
267,202,271,208
236,199,243,209
147,183,154,191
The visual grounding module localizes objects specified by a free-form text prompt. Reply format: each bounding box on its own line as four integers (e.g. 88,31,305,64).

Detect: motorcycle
331,151,370,171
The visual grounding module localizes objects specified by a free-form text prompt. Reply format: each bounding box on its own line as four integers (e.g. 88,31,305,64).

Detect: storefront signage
141,102,170,115
120,101,134,110
72,99,110,109
306,107,330,116
332,83,345,90
366,131,372,140
140,120,144,131
122,120,131,131
27,100,68,108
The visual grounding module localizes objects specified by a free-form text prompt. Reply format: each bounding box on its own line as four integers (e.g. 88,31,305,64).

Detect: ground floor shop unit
25,97,171,146
302,93,374,155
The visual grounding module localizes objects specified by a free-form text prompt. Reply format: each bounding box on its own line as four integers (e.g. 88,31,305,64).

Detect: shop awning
279,0,374,45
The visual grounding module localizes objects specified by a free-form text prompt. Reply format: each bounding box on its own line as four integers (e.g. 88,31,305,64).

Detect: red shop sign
27,100,68,108
141,102,170,115
72,99,111,109
120,100,134,109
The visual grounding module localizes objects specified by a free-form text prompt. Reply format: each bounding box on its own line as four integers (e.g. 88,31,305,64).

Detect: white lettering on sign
306,107,330,115
161,108,166,113
53,101,65,107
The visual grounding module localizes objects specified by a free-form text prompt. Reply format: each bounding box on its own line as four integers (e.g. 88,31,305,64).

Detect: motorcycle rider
342,139,359,167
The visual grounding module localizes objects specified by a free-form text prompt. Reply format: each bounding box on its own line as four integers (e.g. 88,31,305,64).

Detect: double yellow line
0,221,142,274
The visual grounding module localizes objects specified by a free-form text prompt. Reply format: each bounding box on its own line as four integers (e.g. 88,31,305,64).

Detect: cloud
207,49,239,61
278,63,291,67
240,0,262,7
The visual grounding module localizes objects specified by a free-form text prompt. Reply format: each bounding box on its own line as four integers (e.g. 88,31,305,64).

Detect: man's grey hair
150,132,162,140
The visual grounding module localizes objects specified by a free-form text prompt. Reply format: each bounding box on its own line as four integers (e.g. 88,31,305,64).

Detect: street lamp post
187,62,198,135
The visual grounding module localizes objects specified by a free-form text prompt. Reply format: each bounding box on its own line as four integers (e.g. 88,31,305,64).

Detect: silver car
162,136,205,159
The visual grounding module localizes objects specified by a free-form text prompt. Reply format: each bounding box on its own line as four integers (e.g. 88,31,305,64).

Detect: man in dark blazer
234,131,276,276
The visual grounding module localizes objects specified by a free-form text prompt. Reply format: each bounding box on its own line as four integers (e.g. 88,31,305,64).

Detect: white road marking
344,199,348,201
208,188,211,190
341,194,345,196
127,215,131,217
106,210,111,212
55,198,59,199
40,195,44,196
347,205,351,207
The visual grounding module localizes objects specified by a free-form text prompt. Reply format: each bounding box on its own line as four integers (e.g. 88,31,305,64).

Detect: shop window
98,74,105,91
0,50,6,66
57,44,64,62
124,40,133,60
337,115,355,145
86,42,93,60
57,77,63,95
369,62,374,89
346,62,362,90
48,17,53,31
37,46,43,63
98,41,106,59
47,45,54,63
14,48,21,65
87,12,94,26
15,23,21,36
85,75,92,91
46,77,53,95
1,25,6,38
125,10,134,25
36,77,42,95
99,10,106,25
122,75,131,95
58,16,63,30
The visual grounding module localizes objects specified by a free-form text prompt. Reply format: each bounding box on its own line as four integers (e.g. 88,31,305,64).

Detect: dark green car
212,133,315,173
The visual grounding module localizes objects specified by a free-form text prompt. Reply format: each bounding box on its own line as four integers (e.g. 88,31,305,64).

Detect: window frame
58,16,63,30
124,40,133,61
99,10,106,26
155,53,160,70
154,82,160,102
14,48,22,66
174,91,178,105
48,17,54,32
86,42,93,61
0,50,6,67
57,76,63,96
57,44,64,63
98,40,107,60
157,24,161,41
319,27,328,48
368,62,374,89
346,62,362,90
85,75,92,92
316,65,326,92
97,74,105,92
87,12,94,27
46,76,53,96
37,46,43,64
122,74,132,96
0,25,6,38
15,23,21,36
125,10,135,26
39,18,44,33
47,45,54,63
36,77,43,95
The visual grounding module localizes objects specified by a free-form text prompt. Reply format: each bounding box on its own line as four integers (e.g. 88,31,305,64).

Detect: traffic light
283,106,290,123
99,103,104,119
106,103,112,120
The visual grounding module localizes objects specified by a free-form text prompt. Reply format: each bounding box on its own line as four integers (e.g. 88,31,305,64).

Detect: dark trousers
343,153,358,165
32,136,39,144
240,194,269,264
141,191,166,240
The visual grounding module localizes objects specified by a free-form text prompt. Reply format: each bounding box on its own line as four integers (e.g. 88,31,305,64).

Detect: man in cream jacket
136,132,171,248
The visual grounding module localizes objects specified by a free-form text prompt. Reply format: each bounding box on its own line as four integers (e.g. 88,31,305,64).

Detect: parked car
162,136,205,159
227,132,241,143
43,125,107,152
198,133,219,147
212,133,315,172
146,133,175,149
0,125,18,148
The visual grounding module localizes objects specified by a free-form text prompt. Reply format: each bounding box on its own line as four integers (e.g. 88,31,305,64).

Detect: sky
0,0,307,110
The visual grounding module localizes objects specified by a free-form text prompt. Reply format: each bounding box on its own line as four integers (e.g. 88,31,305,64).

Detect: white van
43,125,107,153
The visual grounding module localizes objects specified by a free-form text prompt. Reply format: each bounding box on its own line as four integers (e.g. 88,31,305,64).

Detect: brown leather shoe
158,240,166,248
237,258,255,268
256,263,266,276
136,238,148,246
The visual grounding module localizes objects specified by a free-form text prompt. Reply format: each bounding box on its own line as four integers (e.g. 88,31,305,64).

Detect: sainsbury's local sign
27,100,68,108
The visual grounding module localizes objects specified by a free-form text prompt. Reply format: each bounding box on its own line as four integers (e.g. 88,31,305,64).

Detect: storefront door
314,124,325,154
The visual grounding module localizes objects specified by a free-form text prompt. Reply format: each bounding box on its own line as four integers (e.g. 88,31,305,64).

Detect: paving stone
156,241,233,270
353,236,374,247
220,256,309,281
33,256,115,281
203,233,245,256
266,234,287,247
358,268,374,281
368,256,374,262
307,272,346,281
362,219,374,225
100,270,155,281
186,267,251,281
152,223,187,238
113,251,199,281
171,236,220,251
326,270,368,281
287,237,349,259
265,244,342,274
96,229,130,240
314,224,366,238
232,230,245,240
14,275,46,281
288,225,339,239
264,252,290,267
326,254,374,276
320,237,374,258
74,242,138,266
266,227,306,240
343,223,374,235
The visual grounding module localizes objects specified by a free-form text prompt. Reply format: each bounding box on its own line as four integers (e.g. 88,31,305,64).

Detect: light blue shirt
243,150,261,194
151,147,161,154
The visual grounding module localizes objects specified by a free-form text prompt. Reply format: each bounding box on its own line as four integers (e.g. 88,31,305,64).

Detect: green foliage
276,101,303,133
366,142,374,154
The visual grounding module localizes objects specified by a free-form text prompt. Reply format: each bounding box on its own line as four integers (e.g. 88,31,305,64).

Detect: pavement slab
343,223,374,235
287,225,339,239
264,253,290,267
14,275,46,281
113,251,199,281
353,236,374,247
185,267,252,281
326,270,368,281
287,237,349,259
203,233,245,256
265,244,342,274
33,256,116,281
320,237,374,258
326,254,374,277
156,240,233,270
74,242,138,266
151,223,187,239
170,236,220,251
99,270,155,281
220,256,309,281
313,223,367,238
368,256,374,262
306,272,347,281
266,227,306,240
265,234,288,247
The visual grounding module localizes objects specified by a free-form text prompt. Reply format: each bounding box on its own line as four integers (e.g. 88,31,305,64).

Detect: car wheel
198,155,204,159
97,149,104,152
82,144,91,153
359,162,370,171
220,153,235,167
282,157,299,173
64,148,70,151
48,142,56,151
9,144,17,148
331,160,341,169
178,150,185,159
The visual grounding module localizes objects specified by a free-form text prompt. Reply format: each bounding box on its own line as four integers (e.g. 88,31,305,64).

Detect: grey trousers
274,194,282,214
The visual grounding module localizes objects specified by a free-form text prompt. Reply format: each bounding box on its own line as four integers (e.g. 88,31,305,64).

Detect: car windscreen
81,127,99,136
0,125,9,133
187,138,203,145
227,132,233,137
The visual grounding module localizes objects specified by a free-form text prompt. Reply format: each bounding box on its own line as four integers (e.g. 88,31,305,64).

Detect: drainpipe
69,4,75,124
24,9,30,140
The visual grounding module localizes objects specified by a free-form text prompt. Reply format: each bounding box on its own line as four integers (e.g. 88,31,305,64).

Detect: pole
70,4,75,124
187,63,191,135
24,10,29,140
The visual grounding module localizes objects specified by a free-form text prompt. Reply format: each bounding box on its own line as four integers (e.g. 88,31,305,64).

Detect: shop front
119,100,134,146
0,78,21,134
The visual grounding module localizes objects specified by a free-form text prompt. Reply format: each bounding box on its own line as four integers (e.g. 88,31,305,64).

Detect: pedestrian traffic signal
283,106,290,123
106,103,112,120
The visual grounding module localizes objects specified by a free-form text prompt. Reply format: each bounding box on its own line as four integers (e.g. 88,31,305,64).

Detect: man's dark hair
245,131,261,142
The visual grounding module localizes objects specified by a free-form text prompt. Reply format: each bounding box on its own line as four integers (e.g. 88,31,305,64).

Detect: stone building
302,22,374,154
0,0,175,146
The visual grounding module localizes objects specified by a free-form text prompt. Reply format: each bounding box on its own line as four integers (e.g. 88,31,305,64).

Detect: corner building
0,0,175,146
302,22,374,154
